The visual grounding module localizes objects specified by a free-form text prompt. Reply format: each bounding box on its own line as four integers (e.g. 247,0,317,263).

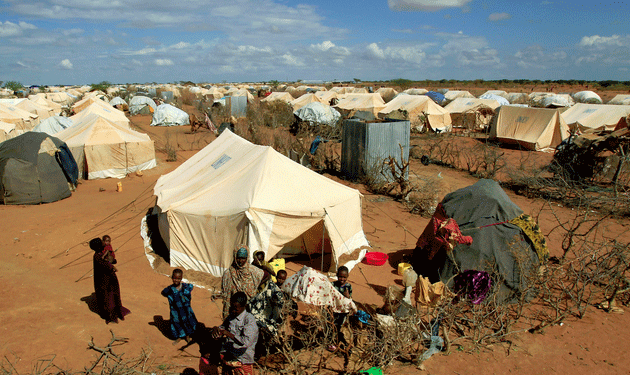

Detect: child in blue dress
162,269,198,344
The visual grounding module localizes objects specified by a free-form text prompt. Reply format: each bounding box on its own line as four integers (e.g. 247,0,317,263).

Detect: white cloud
579,34,628,48
154,58,174,66
312,41,335,52
170,41,190,49
132,59,142,66
281,53,304,66
388,0,472,12
120,47,157,56
58,59,73,69
488,13,511,21
0,21,37,37
366,43,385,59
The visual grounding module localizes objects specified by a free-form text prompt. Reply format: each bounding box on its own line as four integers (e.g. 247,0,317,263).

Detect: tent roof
71,102,129,128
56,114,151,147
261,92,294,103
290,93,322,110
444,98,501,113
379,94,448,116
334,93,386,113
561,103,630,132
155,130,362,217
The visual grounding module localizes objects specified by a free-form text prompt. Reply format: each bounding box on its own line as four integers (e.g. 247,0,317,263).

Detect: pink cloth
416,204,473,260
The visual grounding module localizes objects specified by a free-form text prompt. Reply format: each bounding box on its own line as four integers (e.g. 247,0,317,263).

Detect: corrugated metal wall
341,119,410,182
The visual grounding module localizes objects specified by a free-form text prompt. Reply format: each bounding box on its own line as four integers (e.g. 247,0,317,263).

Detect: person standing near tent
162,269,198,344
221,245,264,319
90,238,129,324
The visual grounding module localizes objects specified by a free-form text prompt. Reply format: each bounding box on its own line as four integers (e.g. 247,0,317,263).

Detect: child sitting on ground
329,266,352,351
162,269,198,345
101,235,116,264
275,269,287,288
211,292,259,375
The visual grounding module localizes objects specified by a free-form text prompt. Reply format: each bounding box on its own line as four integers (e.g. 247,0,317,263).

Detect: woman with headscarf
90,237,130,323
221,245,264,319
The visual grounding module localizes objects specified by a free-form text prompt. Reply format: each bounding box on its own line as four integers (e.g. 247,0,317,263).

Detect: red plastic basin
363,251,389,266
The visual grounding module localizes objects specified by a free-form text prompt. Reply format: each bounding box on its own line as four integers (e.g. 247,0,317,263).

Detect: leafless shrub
180,88,197,106
247,101,295,129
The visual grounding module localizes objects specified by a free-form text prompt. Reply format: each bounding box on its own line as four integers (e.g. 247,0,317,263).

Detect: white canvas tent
55,114,156,179
561,103,630,133
32,116,74,135
0,103,39,130
572,91,603,104
378,94,451,132
490,106,569,151
129,95,157,115
294,102,341,127
290,93,321,111
151,130,370,277
608,95,630,106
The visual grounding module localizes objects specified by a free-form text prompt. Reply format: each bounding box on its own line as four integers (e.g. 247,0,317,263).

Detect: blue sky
0,0,628,85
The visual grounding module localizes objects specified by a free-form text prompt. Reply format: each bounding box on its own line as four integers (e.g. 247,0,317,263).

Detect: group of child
160,250,353,375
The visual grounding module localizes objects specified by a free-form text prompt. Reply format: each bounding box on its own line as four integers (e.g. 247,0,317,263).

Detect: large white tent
71,102,129,128
490,106,569,151
150,130,370,277
56,114,156,179
444,98,500,129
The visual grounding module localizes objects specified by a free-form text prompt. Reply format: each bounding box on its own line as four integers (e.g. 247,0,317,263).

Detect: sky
0,0,629,85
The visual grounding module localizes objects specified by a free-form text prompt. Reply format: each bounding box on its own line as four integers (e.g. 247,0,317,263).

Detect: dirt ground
2,98,630,375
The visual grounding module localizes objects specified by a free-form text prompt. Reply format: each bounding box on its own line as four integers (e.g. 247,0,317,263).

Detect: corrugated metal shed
226,95,248,118
341,119,410,182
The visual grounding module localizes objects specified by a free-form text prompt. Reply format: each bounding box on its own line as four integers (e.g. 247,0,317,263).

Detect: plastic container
397,262,412,276
363,252,389,266
116,182,122,192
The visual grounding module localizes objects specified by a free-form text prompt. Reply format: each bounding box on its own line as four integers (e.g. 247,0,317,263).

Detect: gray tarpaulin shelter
0,132,78,204
412,179,545,298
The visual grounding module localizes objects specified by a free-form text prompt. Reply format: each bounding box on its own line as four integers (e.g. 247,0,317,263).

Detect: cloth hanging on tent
453,270,491,305
509,214,549,263
415,203,473,260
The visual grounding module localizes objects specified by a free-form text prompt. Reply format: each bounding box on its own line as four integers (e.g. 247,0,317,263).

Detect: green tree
90,81,111,92
3,81,23,92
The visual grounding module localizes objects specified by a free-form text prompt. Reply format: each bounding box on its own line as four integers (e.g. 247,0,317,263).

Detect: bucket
397,262,412,276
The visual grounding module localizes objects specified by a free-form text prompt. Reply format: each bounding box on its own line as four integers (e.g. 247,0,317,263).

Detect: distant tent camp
294,102,341,127
403,88,428,95
378,94,452,132
314,91,339,106
146,130,370,277
561,103,630,133
129,95,157,115
479,93,509,106
71,102,129,129
490,106,569,151
412,179,547,298
0,98,55,120
150,104,189,126
0,132,78,204
443,90,475,105
540,94,574,108
72,96,109,114
32,116,74,135
56,114,156,179
444,98,500,129
505,93,529,105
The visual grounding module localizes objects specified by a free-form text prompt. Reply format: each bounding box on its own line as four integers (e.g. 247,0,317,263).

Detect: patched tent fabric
444,98,500,129
33,116,74,135
490,106,569,151
294,102,341,127
572,91,603,104
334,93,386,118
151,104,189,126
0,132,78,204
443,90,475,105
0,103,39,130
608,95,630,106
561,103,630,133
261,92,294,104
378,94,452,132
56,114,156,179
72,96,109,114
129,95,157,115
71,102,129,129
411,179,543,298
290,93,322,111
149,130,370,277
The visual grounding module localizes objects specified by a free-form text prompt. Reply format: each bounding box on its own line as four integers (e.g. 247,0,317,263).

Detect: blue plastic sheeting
424,91,446,106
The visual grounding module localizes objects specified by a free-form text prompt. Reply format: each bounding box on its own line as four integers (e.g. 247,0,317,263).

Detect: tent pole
321,221,325,272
